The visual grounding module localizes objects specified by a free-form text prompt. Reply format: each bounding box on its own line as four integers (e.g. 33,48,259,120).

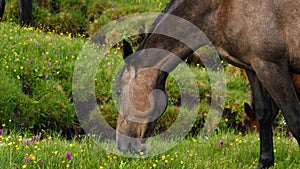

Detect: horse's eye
116,89,122,96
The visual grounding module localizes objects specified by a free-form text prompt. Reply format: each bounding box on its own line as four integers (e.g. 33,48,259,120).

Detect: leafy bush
2,0,169,36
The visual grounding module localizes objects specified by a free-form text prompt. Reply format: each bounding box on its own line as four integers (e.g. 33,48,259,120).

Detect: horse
243,73,300,133
0,0,33,26
116,0,300,168
0,0,5,20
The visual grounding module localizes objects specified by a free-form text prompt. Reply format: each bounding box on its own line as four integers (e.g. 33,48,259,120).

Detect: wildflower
22,165,26,169
112,4,115,9
45,75,49,80
33,135,39,143
39,160,44,167
56,50,60,55
35,41,38,47
30,154,36,161
104,53,107,58
288,131,293,137
66,152,72,161
50,38,53,42
24,156,29,163
41,52,45,56
219,140,224,147
21,122,25,126
25,140,30,146
48,62,51,66
0,129,3,135
29,59,33,64
99,166,104,169
25,36,29,41
247,94,251,99
107,63,111,69
69,51,73,55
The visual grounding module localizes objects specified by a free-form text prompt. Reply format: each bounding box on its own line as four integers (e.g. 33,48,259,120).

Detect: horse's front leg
246,70,274,169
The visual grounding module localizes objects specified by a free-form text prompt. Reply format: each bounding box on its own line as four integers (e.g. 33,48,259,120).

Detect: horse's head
115,40,168,153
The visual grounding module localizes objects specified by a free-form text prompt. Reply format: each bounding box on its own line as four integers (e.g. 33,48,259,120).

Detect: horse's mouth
116,133,147,154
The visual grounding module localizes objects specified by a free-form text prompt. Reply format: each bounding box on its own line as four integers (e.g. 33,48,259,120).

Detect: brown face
115,42,168,153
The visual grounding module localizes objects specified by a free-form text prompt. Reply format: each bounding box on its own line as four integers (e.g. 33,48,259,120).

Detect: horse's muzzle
116,133,147,154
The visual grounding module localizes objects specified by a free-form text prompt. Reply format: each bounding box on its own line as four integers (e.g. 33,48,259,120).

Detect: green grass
0,129,298,169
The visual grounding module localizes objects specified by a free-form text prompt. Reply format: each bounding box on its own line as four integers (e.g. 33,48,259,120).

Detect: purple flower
50,38,53,42
35,41,38,47
41,52,45,56
69,51,73,55
288,131,293,137
25,36,29,41
29,59,33,65
104,53,107,58
56,50,60,55
33,135,39,143
39,160,44,167
112,4,115,9
24,156,29,163
66,152,72,161
48,62,51,66
45,75,49,80
107,63,111,69
0,129,3,135
25,139,30,146
21,122,25,126
219,140,224,147
247,94,251,99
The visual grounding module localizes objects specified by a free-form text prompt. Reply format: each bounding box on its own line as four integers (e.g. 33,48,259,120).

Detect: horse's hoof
257,163,267,169
256,161,274,169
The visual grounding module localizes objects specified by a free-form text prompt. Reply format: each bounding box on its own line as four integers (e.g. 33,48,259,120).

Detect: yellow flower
30,154,36,161
161,155,166,160
22,165,26,169
99,166,104,169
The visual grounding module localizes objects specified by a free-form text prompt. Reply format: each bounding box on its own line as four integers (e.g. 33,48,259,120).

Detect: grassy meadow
0,0,299,168
0,129,299,169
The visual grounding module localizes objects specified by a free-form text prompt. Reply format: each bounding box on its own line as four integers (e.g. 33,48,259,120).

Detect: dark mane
137,0,180,51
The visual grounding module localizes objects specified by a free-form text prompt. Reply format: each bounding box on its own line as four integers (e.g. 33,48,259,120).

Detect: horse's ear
122,40,133,62
244,102,255,118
